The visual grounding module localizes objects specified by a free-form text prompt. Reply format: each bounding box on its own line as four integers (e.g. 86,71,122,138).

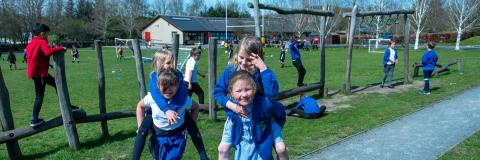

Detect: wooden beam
319,4,327,98
132,39,147,99
0,110,135,144
172,33,180,68
52,51,80,150
95,40,109,137
247,2,334,17
251,0,261,37
271,82,324,101
343,9,415,17
403,14,413,84
343,5,358,94
208,37,217,120
0,66,22,159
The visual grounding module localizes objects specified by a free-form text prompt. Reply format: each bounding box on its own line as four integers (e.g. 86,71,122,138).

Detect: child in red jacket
26,23,68,127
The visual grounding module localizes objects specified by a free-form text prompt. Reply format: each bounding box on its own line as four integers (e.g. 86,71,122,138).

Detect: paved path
300,86,480,160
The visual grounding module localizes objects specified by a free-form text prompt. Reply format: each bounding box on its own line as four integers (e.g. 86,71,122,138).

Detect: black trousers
382,64,395,86
185,81,204,104
290,105,326,119
132,110,208,160
423,70,433,92
32,74,57,119
292,59,306,86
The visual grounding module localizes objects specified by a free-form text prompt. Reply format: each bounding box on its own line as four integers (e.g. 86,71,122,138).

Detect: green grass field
1,46,479,159
437,36,480,46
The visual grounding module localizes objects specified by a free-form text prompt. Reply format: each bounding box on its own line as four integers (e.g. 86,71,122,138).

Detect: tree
120,0,146,38
153,0,169,15
92,0,115,40
169,0,184,16
412,0,431,50
446,0,480,50
187,0,205,16
199,1,250,18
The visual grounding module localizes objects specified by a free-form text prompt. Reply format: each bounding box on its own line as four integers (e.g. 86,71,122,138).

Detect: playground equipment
248,1,334,98
412,60,461,77
342,6,414,94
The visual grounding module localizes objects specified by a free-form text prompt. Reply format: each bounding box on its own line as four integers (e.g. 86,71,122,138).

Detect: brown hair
191,47,201,56
152,49,175,73
388,40,396,46
228,70,257,96
157,68,179,89
228,35,264,66
427,42,435,49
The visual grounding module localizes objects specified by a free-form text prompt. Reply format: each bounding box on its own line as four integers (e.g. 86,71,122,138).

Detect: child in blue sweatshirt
381,40,398,88
215,35,287,159
421,42,439,95
136,68,199,159
288,95,326,119
289,35,306,87
132,49,208,160
220,70,286,160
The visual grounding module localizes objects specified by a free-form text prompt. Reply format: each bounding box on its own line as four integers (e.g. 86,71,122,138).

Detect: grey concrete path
300,86,480,160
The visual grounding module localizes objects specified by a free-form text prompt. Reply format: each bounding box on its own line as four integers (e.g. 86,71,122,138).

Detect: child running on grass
219,70,286,160
26,23,79,127
184,48,206,104
132,49,208,160
136,68,199,159
215,35,288,160
71,44,79,63
7,50,16,70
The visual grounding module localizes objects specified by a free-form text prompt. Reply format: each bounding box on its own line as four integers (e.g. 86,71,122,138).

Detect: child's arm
136,99,146,128
214,66,248,117
40,40,65,57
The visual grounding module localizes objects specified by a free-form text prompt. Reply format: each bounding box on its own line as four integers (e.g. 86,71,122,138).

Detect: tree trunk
414,29,421,50
455,29,462,50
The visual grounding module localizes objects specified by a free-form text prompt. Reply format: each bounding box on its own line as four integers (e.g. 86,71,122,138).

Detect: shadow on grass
23,131,136,159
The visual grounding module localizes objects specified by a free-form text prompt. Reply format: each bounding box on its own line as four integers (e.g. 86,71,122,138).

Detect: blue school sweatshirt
214,65,279,112
295,96,321,114
228,96,286,160
422,50,439,71
383,48,398,65
149,70,188,112
289,40,301,60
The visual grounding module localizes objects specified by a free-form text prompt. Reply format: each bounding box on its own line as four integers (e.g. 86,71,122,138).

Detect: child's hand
166,110,180,126
250,53,267,72
234,104,248,117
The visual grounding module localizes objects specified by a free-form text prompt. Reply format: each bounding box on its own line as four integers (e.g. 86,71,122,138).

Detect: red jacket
26,36,65,78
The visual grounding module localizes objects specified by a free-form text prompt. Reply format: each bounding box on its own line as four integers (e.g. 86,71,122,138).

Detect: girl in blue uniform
220,70,286,160
132,49,208,160
215,36,287,159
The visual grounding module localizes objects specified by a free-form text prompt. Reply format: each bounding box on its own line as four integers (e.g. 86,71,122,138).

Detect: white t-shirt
184,57,198,83
143,92,192,131
388,48,396,65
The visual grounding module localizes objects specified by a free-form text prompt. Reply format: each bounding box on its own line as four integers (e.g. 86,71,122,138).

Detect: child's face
158,83,178,100
390,42,396,49
192,52,200,61
230,80,255,108
237,46,256,73
161,55,174,70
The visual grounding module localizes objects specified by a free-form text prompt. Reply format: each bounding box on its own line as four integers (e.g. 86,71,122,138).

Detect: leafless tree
154,0,169,15
412,0,431,50
92,0,116,40
169,0,184,16
187,0,205,16
446,0,480,50
120,0,146,38
309,0,343,39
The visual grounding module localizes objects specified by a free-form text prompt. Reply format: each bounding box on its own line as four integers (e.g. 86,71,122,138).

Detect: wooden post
52,51,80,150
319,5,327,98
403,14,413,84
172,33,180,69
208,38,217,120
94,40,109,137
343,5,357,94
252,0,261,38
132,39,147,99
0,66,23,159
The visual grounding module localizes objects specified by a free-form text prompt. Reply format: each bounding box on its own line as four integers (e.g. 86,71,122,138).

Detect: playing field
1,46,479,159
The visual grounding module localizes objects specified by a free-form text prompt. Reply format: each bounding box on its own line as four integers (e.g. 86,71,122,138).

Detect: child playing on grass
184,48,206,104
381,40,398,88
26,23,79,127
219,70,286,160
288,94,326,119
71,44,79,63
279,42,287,68
132,49,208,160
420,42,439,95
136,68,200,160
290,35,306,87
7,50,16,70
117,44,124,60
215,35,288,160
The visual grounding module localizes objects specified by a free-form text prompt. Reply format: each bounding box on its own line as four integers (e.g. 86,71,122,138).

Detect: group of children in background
22,23,440,159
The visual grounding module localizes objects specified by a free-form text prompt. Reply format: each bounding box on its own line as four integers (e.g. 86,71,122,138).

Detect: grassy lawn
439,131,480,160
436,36,480,46
0,45,479,159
